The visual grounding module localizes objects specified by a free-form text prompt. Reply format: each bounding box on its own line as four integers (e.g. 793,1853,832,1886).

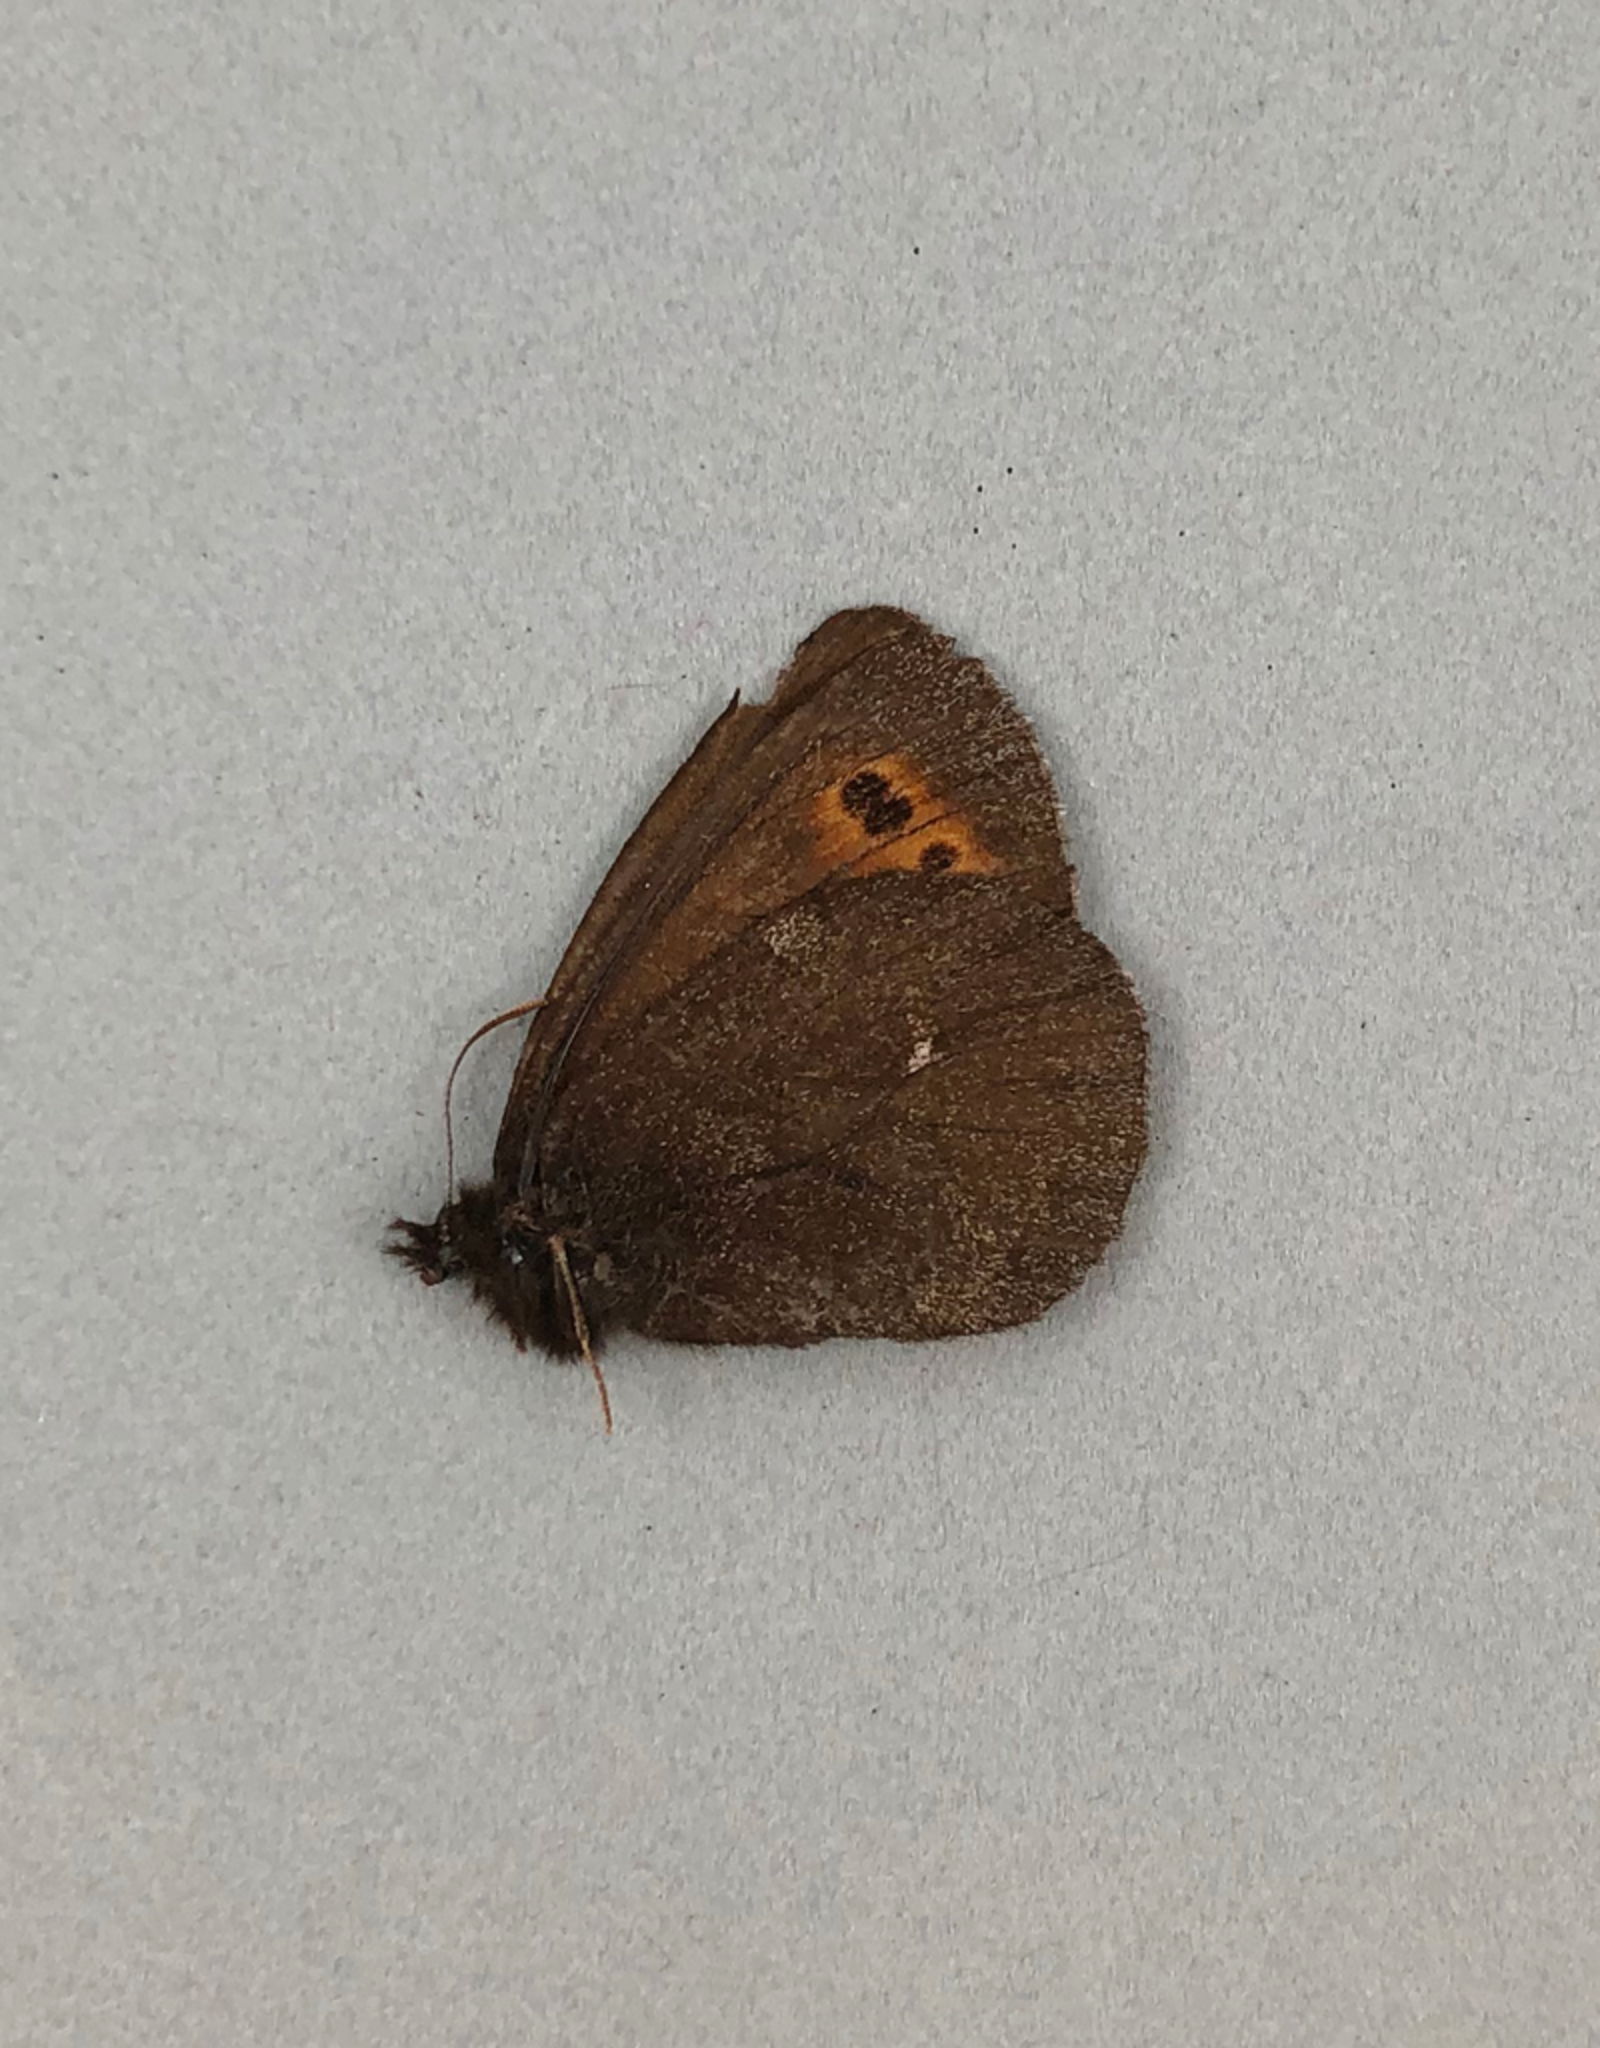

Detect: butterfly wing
537,873,1146,1342
496,609,1081,1183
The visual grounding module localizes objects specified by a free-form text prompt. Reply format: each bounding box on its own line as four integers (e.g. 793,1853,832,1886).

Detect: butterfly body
390,609,1147,1377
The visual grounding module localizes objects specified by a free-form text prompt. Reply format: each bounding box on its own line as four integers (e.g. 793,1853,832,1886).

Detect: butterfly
389,607,1148,1429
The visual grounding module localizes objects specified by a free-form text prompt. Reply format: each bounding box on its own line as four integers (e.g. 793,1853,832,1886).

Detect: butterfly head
386,1185,578,1355
387,1203,460,1287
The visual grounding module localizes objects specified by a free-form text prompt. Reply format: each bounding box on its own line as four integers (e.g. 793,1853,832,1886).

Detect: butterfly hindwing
536,873,1146,1343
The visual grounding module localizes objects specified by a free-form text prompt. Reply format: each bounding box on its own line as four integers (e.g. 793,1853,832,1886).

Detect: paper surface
7,5,1598,2040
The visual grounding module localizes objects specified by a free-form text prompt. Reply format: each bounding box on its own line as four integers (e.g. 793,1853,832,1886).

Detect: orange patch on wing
809,753,1003,877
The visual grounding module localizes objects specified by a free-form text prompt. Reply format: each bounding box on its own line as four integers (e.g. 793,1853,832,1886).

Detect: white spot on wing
907,1034,935,1076
764,906,823,961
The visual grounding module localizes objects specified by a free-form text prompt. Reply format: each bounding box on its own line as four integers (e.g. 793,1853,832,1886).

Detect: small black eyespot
841,769,914,837
841,770,889,814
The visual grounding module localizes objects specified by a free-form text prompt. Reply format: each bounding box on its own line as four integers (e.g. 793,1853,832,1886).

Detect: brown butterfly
389,607,1148,1429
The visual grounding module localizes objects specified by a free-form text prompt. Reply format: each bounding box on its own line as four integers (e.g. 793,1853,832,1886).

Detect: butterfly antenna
550,1233,612,1436
443,997,546,1207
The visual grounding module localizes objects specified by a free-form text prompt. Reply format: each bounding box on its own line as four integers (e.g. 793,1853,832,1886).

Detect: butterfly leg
549,1232,612,1436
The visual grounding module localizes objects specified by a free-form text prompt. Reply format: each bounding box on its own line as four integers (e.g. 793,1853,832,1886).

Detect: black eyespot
918,840,957,871
841,770,913,837
841,771,889,815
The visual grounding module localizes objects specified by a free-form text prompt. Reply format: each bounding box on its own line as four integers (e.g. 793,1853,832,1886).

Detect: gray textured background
6,5,1598,2042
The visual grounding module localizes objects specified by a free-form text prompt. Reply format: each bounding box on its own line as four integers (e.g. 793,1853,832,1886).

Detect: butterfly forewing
500,611,1086,1185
